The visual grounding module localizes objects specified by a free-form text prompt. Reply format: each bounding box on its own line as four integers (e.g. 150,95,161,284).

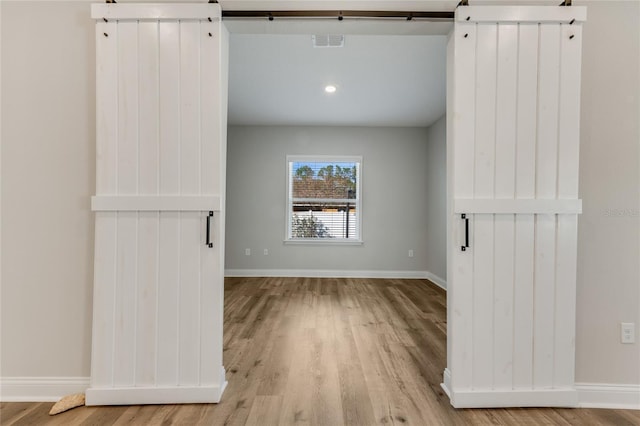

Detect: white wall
0,0,638,403
1,1,95,380
225,125,434,275
574,0,640,386
424,115,447,284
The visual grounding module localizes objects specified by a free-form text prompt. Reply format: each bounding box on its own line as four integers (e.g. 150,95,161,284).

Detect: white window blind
286,156,362,242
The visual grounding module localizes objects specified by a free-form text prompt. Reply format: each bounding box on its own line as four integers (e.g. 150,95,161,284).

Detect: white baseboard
425,271,447,290
86,367,227,406
0,377,90,402
225,269,432,279
576,382,640,410
440,375,639,410
85,384,227,406
449,388,579,408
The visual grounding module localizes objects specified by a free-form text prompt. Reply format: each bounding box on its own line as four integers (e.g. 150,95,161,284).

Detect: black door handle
461,213,469,251
206,211,213,248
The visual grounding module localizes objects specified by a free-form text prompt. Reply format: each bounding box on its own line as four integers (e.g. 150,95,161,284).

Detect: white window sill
283,239,363,246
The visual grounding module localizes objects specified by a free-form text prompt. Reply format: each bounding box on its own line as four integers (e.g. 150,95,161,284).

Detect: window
286,156,362,243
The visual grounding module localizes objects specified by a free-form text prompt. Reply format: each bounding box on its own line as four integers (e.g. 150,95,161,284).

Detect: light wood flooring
2,277,639,425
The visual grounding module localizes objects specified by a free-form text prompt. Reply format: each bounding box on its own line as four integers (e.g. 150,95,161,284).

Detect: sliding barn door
87,3,228,405
445,5,585,408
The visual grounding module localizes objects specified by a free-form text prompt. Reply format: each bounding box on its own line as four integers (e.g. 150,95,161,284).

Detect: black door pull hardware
461,214,469,252
206,211,214,248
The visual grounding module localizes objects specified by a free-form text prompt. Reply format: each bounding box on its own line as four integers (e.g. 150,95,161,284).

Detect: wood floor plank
256,315,297,396
331,290,377,426
6,403,53,426
245,395,283,426
1,402,45,425
0,403,38,425
108,405,160,425
3,278,640,426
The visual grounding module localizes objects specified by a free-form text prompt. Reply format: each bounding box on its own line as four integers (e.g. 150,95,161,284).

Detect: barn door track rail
215,0,575,21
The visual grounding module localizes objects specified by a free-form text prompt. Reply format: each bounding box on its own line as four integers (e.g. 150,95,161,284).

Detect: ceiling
228,32,448,127
224,0,563,127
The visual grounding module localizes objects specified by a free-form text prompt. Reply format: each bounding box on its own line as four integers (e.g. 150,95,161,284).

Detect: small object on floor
49,393,85,415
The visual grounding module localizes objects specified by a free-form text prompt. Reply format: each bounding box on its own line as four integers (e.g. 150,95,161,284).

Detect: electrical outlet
621,323,635,344
264,249,269,256
408,249,414,258
245,248,251,256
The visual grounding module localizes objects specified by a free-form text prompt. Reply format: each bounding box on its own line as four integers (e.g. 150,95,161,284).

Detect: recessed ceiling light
325,85,337,93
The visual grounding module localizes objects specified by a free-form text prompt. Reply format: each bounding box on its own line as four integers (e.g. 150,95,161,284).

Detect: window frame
285,155,363,245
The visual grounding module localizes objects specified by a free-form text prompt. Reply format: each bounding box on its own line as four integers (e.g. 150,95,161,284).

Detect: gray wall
0,0,637,394
424,115,447,283
574,0,640,385
225,125,435,274
1,1,95,377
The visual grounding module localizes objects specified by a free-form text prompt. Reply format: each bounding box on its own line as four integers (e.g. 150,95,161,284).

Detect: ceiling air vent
312,35,345,48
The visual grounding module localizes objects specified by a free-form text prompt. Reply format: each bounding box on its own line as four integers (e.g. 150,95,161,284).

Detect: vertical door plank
533,23,562,389
179,211,202,386
136,209,159,387
536,24,561,198
95,21,119,196
157,211,180,387
136,20,160,387
203,24,222,194
533,214,556,388
514,24,538,200
116,21,139,195
449,22,477,390
554,215,578,388
557,25,582,199
494,23,518,200
157,20,181,386
472,23,498,390
179,21,201,194
158,21,181,196
513,23,539,390
113,21,139,387
513,214,535,389
493,23,518,390
91,18,119,388
178,21,202,386
493,232,516,372
137,22,160,195
554,24,583,388
473,23,498,198
114,212,138,387
472,212,494,389
93,214,118,387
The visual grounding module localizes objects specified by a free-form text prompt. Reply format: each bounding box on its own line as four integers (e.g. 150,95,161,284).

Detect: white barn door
87,3,228,405
445,5,585,408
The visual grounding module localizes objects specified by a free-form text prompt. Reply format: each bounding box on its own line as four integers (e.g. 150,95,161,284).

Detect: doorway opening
223,19,449,280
